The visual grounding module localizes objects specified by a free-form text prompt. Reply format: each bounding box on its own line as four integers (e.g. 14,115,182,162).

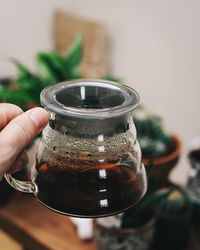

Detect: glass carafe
5,80,147,218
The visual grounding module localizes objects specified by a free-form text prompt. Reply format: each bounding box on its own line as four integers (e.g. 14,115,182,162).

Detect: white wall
0,0,200,182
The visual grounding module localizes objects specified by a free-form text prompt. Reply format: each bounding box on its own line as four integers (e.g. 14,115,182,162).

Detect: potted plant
186,139,200,232
133,106,182,191
94,105,183,250
94,189,171,250
0,34,119,110
153,186,192,250
0,34,83,109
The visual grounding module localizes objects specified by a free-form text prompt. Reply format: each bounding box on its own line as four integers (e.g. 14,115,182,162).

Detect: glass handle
4,173,38,194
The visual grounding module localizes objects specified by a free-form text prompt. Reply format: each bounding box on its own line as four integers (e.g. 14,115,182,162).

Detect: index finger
0,107,48,175
0,103,23,131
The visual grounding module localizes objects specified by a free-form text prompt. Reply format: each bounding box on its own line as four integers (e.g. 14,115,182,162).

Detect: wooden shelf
0,194,96,250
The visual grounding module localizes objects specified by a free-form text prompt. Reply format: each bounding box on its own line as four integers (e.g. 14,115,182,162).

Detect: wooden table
0,193,199,250
0,194,97,250
0,229,23,250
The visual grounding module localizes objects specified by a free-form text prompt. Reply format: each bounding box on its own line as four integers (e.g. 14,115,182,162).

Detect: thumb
0,107,48,175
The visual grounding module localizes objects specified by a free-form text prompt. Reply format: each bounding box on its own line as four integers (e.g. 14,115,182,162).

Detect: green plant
0,34,83,108
153,187,192,250
0,34,120,109
133,106,171,157
121,186,191,230
159,188,191,216
121,188,172,229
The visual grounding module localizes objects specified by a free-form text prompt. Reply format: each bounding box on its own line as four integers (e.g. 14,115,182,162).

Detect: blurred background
0,1,200,249
1,0,199,154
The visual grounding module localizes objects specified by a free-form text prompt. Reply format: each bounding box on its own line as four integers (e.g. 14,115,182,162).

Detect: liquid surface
34,159,146,218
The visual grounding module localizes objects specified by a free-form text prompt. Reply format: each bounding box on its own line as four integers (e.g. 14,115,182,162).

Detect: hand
0,103,48,175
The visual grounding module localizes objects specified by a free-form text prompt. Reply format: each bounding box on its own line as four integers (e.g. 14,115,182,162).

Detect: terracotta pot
142,134,182,190
94,219,155,250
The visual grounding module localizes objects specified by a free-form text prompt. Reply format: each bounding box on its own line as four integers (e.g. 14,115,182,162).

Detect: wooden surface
0,193,199,250
0,229,23,250
54,10,108,78
0,194,96,250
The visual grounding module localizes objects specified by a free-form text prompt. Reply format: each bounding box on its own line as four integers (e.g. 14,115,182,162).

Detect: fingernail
27,108,48,130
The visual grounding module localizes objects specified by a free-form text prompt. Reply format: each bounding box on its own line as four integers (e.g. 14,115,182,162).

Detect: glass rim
40,79,140,119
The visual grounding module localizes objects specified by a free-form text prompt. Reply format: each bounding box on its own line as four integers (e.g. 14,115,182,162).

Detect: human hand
0,103,48,176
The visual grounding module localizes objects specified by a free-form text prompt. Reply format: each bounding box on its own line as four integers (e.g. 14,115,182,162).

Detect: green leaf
133,106,171,157
65,34,83,75
121,188,172,228
11,60,42,91
0,86,34,106
36,52,66,85
65,69,82,80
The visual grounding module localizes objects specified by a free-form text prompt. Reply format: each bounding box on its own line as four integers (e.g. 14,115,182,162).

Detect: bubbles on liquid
39,125,141,171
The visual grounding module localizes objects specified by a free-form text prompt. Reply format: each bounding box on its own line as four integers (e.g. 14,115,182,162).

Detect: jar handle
4,173,38,194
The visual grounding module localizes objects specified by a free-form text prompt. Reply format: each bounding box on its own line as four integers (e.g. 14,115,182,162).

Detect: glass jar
5,80,147,218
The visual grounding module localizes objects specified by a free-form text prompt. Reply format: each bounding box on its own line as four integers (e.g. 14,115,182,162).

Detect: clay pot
142,134,182,190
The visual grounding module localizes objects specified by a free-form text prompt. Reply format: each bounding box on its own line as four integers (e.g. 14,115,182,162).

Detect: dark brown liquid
34,159,146,218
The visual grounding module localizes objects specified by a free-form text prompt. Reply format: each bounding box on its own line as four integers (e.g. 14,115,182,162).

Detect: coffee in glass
5,80,147,218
